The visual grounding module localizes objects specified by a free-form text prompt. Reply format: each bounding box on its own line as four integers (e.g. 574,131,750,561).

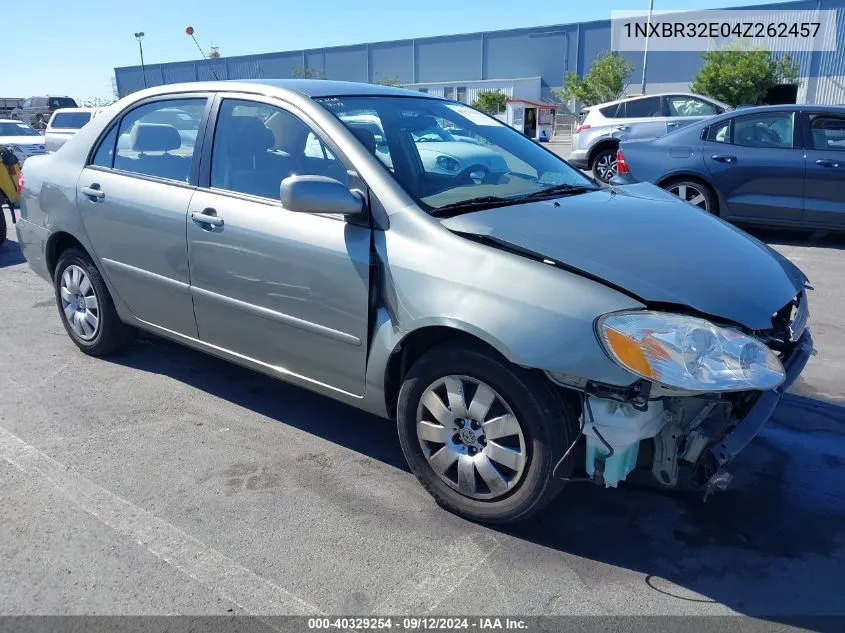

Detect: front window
51,112,92,129
210,99,347,200
0,121,42,136
666,96,718,117
316,96,597,214
809,114,845,151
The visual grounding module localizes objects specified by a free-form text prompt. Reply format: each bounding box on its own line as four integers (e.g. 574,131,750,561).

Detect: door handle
81,185,104,199
191,209,224,227
667,122,680,127
816,158,841,168
615,125,629,131
711,154,737,164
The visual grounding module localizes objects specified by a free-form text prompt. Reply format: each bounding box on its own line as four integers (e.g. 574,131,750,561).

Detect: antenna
185,26,220,80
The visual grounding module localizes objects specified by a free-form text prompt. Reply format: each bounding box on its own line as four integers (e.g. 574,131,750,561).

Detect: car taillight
573,124,591,134
17,171,24,192
616,149,629,175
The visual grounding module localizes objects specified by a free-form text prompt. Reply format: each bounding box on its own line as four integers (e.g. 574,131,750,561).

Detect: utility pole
134,32,147,88
640,0,654,95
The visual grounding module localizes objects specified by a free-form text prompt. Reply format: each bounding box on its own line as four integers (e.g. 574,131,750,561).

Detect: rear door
664,95,722,133
616,96,668,141
802,111,845,227
77,95,210,337
702,110,805,222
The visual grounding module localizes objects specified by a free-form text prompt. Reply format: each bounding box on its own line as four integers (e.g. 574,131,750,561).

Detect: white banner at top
611,9,838,52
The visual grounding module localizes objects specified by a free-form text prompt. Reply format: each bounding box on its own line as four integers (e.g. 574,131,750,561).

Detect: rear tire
662,178,716,214
591,147,618,183
397,344,580,523
53,248,135,356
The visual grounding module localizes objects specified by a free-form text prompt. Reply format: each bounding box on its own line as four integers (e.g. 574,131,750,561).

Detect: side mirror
280,175,364,216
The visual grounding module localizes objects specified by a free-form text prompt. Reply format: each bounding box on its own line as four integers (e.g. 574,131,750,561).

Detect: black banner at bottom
0,616,842,633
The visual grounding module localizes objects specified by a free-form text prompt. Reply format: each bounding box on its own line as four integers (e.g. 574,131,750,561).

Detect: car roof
127,79,434,100
51,107,97,114
585,92,727,110
723,103,845,114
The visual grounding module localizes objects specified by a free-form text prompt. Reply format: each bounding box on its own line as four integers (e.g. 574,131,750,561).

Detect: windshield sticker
445,104,499,126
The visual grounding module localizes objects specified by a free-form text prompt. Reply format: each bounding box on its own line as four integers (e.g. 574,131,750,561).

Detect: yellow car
1,144,21,245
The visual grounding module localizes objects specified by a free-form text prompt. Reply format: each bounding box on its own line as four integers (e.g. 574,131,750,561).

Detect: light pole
134,32,147,88
640,0,654,95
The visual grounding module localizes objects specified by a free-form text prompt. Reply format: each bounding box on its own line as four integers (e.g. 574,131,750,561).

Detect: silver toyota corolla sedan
16,80,814,523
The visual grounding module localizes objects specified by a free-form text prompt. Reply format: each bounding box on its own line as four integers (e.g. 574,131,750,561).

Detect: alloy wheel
594,152,617,182
416,375,527,500
60,264,100,340
668,183,710,211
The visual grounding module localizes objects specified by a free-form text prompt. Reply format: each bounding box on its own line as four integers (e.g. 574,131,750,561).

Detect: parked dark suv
11,96,78,129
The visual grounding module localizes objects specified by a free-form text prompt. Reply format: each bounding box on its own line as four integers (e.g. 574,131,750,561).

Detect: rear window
51,112,91,129
624,97,663,118
49,97,78,109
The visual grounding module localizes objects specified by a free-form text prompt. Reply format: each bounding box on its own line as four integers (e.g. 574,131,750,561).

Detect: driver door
187,96,372,396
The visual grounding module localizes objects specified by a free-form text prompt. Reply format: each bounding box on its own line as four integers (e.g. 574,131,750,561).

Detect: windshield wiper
430,196,517,216
517,183,598,201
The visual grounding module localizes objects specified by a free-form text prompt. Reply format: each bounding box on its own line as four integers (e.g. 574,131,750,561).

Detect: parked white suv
45,108,102,152
569,93,730,182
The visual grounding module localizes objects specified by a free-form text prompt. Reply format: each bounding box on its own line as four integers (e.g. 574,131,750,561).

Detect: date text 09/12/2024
307,617,528,630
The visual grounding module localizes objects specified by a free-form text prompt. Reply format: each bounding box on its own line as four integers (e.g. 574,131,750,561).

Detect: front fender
364,210,644,413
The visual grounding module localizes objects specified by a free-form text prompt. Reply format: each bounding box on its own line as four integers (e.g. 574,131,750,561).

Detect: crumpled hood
441,183,807,330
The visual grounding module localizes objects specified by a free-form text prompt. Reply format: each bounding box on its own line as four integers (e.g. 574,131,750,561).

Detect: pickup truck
44,108,100,153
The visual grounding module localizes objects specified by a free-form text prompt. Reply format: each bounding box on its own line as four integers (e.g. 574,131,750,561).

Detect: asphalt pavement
1,209,844,627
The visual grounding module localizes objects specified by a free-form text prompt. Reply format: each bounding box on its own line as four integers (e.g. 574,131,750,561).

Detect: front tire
397,345,579,523
53,248,135,356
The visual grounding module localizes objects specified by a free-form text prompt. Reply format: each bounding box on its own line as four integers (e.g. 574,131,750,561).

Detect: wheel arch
382,324,512,421
587,138,620,167
46,231,90,279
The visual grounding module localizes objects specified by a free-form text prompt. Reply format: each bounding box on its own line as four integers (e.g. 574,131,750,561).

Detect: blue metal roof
114,0,845,98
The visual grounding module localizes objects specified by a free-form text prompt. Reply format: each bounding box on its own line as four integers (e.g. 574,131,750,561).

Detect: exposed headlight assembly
597,311,785,392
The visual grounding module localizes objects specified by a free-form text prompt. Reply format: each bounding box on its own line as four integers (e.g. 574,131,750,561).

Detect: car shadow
108,333,845,625
0,236,25,268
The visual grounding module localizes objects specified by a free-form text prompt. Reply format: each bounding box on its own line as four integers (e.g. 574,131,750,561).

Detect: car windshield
0,121,41,137
316,96,597,213
51,112,91,129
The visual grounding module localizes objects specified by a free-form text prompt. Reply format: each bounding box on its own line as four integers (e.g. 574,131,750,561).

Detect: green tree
373,76,402,86
83,97,116,108
292,67,326,80
691,44,799,107
553,51,634,107
471,90,508,115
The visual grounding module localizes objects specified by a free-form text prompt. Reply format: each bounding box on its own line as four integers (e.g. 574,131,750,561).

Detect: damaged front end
549,295,815,498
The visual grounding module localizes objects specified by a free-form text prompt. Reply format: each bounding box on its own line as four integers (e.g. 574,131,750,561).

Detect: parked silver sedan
16,80,813,523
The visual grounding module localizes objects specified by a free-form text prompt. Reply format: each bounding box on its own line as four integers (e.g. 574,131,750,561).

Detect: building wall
114,0,845,103
402,78,542,105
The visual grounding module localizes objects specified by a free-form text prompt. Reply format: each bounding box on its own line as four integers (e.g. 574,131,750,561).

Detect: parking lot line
0,424,322,617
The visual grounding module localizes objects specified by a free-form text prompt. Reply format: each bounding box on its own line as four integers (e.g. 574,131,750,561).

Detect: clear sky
9,0,791,102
